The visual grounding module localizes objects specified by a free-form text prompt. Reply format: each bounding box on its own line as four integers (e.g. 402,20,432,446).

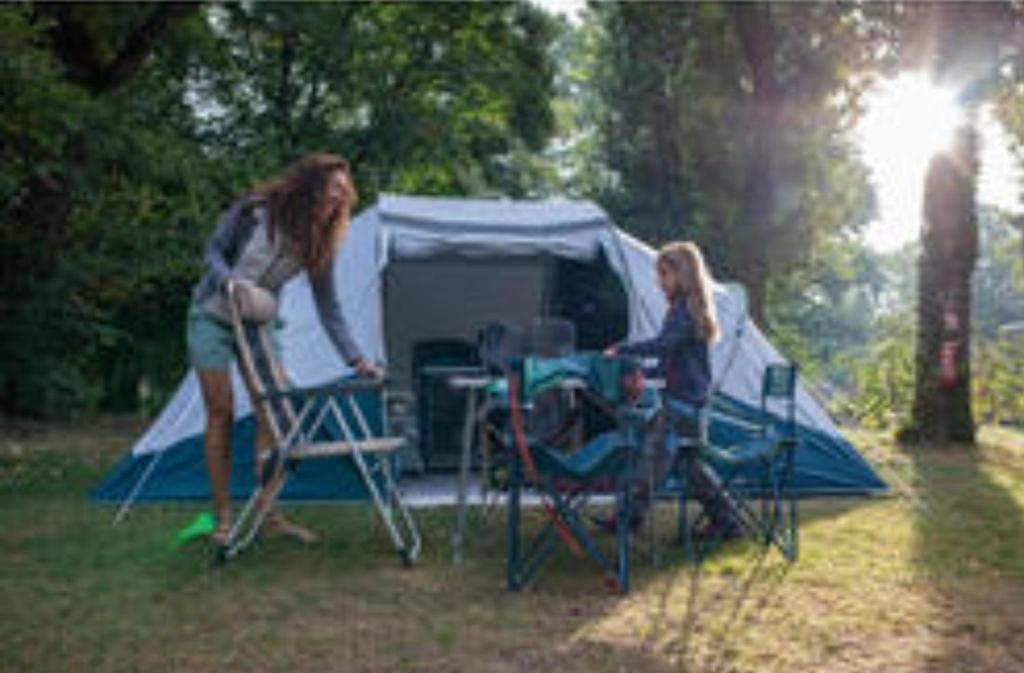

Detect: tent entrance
550,252,629,351
381,251,628,472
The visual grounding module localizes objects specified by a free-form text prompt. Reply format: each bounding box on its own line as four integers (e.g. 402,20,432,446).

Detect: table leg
452,388,479,565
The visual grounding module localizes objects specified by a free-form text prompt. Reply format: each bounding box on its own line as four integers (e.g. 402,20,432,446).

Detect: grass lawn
1,418,1022,672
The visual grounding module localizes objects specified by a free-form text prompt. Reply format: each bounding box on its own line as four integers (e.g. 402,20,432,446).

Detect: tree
589,2,875,325
766,235,890,384
1,2,561,417
992,49,1024,265
35,2,199,95
1,3,206,415
900,2,1023,445
724,2,782,326
200,2,558,201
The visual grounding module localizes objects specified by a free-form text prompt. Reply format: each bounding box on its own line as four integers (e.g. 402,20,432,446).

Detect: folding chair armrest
257,377,389,402
664,397,705,425
701,435,789,466
674,437,703,452
621,405,659,425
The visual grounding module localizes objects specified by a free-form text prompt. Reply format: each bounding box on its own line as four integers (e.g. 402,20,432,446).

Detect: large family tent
94,194,886,506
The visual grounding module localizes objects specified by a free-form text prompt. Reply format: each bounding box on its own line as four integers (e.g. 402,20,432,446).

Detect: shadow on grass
503,496,867,672
639,549,790,672
906,438,1024,672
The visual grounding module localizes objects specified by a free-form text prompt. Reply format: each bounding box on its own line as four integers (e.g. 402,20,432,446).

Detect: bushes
974,337,1024,426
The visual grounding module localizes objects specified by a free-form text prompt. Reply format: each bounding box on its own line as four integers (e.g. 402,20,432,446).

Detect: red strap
508,375,584,557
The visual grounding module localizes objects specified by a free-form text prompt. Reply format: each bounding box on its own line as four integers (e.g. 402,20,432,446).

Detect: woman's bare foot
212,509,233,546
263,511,319,544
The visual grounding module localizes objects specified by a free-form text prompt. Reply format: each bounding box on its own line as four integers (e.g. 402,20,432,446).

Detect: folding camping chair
526,317,577,358
674,362,800,562
218,281,421,565
504,354,653,594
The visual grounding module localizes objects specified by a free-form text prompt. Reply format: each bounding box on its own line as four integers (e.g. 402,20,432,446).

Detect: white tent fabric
130,194,847,466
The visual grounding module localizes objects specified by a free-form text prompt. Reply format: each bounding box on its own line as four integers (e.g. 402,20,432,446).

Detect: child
606,241,742,538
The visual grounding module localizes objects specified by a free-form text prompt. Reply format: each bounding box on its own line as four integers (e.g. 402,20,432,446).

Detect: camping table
447,371,587,564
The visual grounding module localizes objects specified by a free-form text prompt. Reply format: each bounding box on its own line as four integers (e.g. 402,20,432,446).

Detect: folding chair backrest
513,356,579,405
512,355,638,408
761,363,797,437
526,317,576,358
227,287,298,444
586,356,630,406
478,322,528,374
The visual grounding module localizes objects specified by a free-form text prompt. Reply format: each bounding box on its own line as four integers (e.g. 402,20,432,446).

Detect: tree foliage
0,2,560,417
193,3,557,199
819,210,1024,431
582,1,876,323
2,0,1021,430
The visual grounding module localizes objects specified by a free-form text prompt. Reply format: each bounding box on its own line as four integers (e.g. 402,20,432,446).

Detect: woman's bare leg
198,368,234,542
252,384,318,544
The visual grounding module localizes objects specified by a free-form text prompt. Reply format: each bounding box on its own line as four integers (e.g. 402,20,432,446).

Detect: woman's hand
603,346,618,357
353,358,383,380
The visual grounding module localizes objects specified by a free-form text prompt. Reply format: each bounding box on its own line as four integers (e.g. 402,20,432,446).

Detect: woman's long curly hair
254,153,358,273
657,241,720,342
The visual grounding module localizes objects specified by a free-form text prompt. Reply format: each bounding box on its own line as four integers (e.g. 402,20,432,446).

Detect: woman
187,153,380,544
606,241,742,538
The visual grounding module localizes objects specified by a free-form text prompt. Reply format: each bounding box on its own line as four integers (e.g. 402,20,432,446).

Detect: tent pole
112,448,166,525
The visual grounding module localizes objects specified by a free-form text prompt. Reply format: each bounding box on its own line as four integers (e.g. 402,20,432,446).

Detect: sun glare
857,73,964,251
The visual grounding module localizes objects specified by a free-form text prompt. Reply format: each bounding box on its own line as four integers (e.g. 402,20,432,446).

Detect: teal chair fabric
504,355,648,594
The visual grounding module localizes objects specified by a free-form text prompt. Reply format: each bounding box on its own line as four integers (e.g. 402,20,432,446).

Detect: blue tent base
92,416,378,503
692,392,888,497
94,380,391,504
93,390,886,504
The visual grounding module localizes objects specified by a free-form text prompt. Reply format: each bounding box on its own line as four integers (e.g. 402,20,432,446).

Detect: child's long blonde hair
657,241,719,342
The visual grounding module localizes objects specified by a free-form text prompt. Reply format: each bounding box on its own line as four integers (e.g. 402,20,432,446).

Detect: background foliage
1,1,1022,430
0,2,558,417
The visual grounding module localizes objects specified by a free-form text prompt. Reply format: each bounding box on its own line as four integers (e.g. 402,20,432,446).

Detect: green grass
1,418,1022,672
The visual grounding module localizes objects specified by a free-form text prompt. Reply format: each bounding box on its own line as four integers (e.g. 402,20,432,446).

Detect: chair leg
387,459,422,566
338,397,421,566
218,458,289,563
506,456,635,593
507,450,523,591
615,483,631,594
755,451,799,562
781,447,799,561
676,452,696,562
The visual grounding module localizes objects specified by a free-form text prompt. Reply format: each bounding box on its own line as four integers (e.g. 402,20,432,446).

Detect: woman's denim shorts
186,303,282,370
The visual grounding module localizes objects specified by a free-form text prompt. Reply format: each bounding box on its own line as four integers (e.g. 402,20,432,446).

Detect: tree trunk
727,2,782,328
651,78,687,243
39,3,200,95
900,1,1010,446
905,123,978,444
